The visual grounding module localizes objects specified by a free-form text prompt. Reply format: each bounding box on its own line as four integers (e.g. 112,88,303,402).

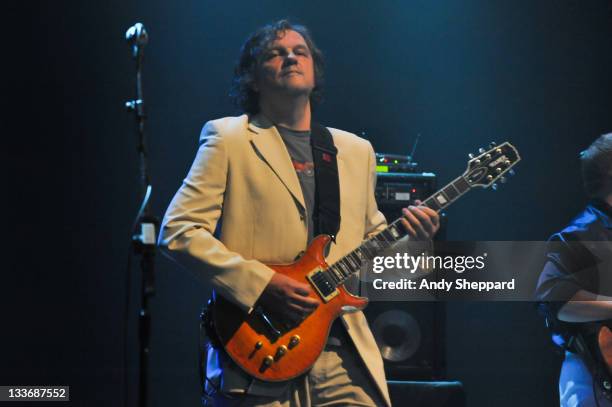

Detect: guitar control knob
263,355,274,366
485,154,491,160
276,345,288,358
255,341,263,350
496,167,502,174
495,148,502,154
486,175,493,182
289,335,301,349
475,159,481,165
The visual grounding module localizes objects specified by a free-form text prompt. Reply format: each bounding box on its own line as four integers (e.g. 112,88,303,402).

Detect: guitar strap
310,123,341,240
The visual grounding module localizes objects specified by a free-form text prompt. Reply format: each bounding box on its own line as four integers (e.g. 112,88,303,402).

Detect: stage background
4,1,612,406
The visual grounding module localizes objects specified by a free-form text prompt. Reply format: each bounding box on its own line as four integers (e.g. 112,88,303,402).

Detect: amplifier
375,152,418,173
375,172,436,208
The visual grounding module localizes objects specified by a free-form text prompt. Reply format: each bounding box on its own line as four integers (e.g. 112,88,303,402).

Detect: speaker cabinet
370,170,447,380
365,301,446,380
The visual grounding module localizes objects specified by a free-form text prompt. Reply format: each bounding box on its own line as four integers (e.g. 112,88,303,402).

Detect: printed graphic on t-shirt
292,159,315,177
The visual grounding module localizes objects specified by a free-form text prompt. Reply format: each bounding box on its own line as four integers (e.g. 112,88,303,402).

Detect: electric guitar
211,141,521,381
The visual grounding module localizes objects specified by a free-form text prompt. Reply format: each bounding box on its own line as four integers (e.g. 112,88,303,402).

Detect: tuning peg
500,176,507,184
508,169,515,176
468,153,475,159
488,141,497,148
478,147,485,154
491,183,498,191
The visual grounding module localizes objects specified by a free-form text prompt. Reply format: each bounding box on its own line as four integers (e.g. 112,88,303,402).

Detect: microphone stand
125,22,157,407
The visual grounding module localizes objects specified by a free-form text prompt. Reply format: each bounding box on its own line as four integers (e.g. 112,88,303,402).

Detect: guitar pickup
306,268,339,303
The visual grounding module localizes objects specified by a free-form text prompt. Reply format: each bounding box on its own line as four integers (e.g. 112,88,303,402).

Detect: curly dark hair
580,133,612,198
229,20,325,115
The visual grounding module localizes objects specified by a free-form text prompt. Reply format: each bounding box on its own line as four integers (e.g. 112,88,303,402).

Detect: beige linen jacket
159,113,391,406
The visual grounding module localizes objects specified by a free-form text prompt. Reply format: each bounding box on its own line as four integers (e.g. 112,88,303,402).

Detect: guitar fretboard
319,175,472,288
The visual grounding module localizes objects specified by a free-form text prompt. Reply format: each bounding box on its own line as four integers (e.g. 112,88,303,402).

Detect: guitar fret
341,259,354,273
424,198,441,211
382,229,396,243
378,229,393,243
342,256,353,271
442,184,459,201
360,243,376,259
353,248,365,261
374,231,390,244
349,252,362,267
454,177,471,193
328,265,340,281
338,264,349,278
388,223,403,240
346,253,360,269
338,261,351,276
373,237,387,250
329,266,342,282
341,259,353,273
431,192,450,210
335,264,348,278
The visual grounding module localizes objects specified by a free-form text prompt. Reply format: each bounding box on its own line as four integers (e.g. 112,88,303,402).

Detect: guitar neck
307,140,520,303
421,175,472,211
321,175,471,286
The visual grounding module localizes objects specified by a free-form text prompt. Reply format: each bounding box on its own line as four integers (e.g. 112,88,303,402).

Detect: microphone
125,22,148,59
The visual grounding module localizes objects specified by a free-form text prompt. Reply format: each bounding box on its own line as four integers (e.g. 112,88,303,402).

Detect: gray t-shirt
277,125,316,243
277,125,346,345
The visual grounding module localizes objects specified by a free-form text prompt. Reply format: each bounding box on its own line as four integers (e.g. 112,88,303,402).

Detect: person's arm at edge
558,289,612,323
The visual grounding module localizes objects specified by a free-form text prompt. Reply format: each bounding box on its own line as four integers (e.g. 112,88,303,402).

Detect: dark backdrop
4,1,612,406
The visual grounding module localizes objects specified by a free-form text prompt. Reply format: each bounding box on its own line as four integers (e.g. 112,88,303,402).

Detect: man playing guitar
537,133,612,407
159,20,439,406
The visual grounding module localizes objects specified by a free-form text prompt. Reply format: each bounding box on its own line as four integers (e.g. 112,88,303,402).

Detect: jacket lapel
247,114,306,210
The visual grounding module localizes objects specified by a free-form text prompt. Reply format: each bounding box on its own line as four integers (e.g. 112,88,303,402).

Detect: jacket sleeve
535,233,599,321
158,121,275,313
364,141,388,238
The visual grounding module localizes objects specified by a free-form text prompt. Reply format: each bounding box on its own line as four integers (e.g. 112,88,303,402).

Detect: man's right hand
257,273,319,324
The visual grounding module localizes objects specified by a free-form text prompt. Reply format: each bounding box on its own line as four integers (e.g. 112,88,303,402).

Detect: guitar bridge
306,268,338,303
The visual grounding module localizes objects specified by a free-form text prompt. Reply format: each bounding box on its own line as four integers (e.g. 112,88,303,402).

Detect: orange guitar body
212,234,368,382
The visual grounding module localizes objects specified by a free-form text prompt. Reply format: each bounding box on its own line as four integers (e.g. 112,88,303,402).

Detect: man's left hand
400,200,440,240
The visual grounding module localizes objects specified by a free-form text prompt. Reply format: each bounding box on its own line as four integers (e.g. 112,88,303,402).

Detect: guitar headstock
463,141,521,189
